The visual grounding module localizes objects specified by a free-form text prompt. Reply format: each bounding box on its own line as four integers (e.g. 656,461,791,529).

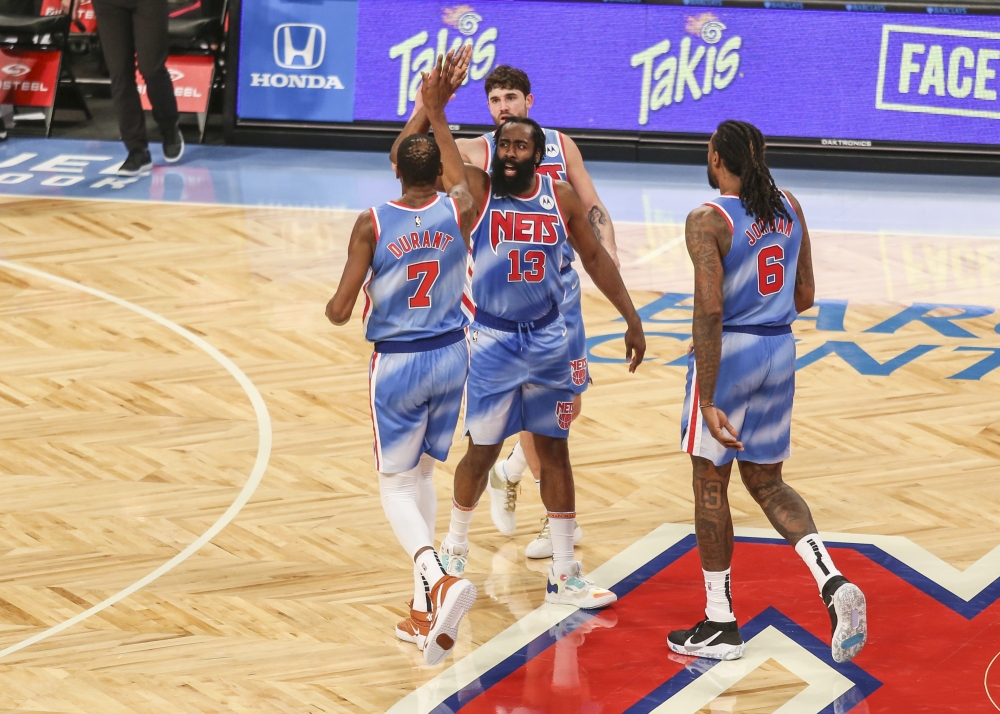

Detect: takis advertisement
237,0,1000,146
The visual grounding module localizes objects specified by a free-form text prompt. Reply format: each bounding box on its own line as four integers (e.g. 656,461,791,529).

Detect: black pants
93,0,178,152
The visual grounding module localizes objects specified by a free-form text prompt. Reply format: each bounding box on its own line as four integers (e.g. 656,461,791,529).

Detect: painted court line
0,259,273,661
392,523,1000,713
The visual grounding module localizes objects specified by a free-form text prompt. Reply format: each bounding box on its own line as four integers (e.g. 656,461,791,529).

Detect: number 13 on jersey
508,249,546,283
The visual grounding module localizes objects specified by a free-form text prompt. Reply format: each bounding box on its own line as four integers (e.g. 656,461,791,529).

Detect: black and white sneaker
162,122,184,163
667,619,744,660
118,148,153,176
824,575,867,663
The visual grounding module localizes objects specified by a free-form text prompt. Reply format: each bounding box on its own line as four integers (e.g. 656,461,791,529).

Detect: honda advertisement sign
237,0,357,122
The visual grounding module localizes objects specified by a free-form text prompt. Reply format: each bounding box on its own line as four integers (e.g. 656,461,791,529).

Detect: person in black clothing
80,0,184,174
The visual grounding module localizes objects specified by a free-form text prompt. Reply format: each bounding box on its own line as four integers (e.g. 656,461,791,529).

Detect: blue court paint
2,138,999,241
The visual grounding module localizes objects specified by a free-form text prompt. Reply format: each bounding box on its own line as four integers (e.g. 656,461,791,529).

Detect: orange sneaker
424,576,478,666
395,600,432,650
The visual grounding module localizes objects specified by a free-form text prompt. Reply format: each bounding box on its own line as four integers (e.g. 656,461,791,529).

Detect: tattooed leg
692,455,735,572
737,460,818,547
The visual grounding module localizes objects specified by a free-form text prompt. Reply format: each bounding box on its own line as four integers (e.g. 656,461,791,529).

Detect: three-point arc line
0,259,273,661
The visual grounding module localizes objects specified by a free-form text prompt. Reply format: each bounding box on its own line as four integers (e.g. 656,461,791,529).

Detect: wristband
699,402,715,410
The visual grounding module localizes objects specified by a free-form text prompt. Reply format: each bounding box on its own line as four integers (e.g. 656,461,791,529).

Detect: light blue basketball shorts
369,335,469,474
464,309,575,445
680,328,795,466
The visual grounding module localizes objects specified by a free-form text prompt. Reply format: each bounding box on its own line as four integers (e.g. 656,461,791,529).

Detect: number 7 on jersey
407,260,440,308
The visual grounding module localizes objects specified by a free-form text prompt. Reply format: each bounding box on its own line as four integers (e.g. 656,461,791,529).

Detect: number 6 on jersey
757,244,784,296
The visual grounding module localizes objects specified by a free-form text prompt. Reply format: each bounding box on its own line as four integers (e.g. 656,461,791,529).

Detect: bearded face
491,152,537,196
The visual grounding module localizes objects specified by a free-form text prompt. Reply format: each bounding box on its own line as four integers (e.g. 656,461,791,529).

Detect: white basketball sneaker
487,463,519,536
545,561,616,609
439,537,468,577
525,516,583,559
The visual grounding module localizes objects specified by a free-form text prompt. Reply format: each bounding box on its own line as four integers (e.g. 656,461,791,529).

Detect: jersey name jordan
705,191,802,328
470,174,569,322
363,195,473,343
483,127,574,270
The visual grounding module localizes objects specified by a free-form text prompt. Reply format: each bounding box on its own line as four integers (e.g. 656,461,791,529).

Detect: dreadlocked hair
712,120,790,227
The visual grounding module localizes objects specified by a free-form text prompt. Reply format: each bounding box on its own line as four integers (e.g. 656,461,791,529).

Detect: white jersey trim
386,195,442,212
704,201,735,233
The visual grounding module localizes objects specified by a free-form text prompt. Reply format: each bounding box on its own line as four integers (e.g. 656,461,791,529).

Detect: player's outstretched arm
421,51,480,244
562,134,620,268
325,210,376,326
388,46,482,167
785,190,815,314
686,206,743,451
557,181,645,372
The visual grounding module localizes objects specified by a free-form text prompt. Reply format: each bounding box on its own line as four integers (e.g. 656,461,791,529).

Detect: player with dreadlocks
667,120,868,663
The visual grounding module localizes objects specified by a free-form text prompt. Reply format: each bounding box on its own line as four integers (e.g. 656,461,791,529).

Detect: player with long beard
391,65,617,558
391,104,646,605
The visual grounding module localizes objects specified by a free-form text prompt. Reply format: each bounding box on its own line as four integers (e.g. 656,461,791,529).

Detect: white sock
446,499,476,546
548,512,576,571
378,468,433,559
795,534,842,592
415,454,437,538
412,565,430,613
414,547,446,589
499,441,527,485
704,568,736,623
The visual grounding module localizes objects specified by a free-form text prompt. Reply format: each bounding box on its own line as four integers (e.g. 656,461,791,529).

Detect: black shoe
823,575,867,663
162,122,184,163
667,619,744,660
0,125,7,142
118,148,152,176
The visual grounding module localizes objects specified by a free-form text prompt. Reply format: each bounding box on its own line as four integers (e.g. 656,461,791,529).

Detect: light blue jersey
680,189,803,466
482,127,575,271
469,174,568,323
363,195,474,344
705,190,801,328
464,173,575,444
362,195,473,473
482,127,590,393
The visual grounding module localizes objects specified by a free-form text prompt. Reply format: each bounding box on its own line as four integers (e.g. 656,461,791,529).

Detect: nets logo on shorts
556,400,574,430
570,357,588,386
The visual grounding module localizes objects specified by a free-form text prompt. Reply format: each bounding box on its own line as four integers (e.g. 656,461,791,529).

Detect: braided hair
712,120,790,226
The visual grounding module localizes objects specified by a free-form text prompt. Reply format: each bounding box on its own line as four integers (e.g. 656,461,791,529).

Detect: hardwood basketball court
0,142,998,712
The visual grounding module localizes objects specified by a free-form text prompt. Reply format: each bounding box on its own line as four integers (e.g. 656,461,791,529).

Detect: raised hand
446,43,472,94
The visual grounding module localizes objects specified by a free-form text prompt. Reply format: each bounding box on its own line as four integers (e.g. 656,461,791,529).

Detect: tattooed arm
785,190,815,313
686,206,743,451
562,134,620,268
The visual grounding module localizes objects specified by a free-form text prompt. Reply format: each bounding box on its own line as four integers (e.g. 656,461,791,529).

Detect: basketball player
325,52,479,666
393,113,645,606
669,120,867,663
390,65,618,558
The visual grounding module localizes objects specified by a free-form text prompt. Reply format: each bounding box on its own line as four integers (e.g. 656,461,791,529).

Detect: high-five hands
415,45,473,115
